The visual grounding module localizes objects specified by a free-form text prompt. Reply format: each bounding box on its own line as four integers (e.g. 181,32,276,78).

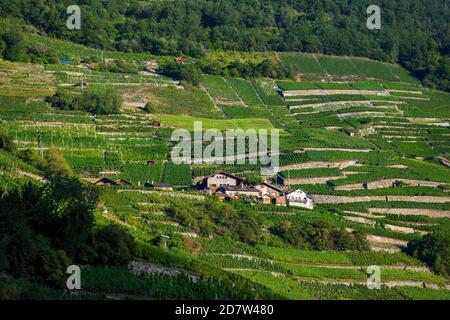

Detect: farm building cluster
197,172,314,209
83,171,314,209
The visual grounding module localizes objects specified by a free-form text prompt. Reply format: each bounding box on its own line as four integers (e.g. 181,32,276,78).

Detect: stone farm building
198,172,245,193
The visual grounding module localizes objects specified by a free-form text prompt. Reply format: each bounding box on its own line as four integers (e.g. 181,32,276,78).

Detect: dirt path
367,235,408,247
396,96,430,101
286,176,343,185
384,224,428,235
17,170,46,182
388,90,423,95
343,216,376,226
344,211,385,219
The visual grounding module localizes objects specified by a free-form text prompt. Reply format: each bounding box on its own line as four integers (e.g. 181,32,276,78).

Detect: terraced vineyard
0,36,449,300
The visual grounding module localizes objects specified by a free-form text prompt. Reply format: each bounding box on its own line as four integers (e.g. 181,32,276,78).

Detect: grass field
145,85,221,118
153,114,276,131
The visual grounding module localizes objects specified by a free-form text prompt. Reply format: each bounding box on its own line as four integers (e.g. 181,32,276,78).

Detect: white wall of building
286,189,314,209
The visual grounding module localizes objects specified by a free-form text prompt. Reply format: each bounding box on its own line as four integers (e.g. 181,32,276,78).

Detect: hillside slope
0,23,449,300
0,0,449,90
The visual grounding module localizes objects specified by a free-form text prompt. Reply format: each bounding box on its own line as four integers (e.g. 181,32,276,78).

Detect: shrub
93,224,136,266
48,88,122,115
0,203,70,287
158,62,202,85
275,220,369,251
406,232,450,277
26,43,59,64
244,173,264,186
17,149,44,169
167,199,262,245
1,30,27,62
0,132,15,152
182,237,201,255
0,281,19,300
97,60,139,74
42,147,74,177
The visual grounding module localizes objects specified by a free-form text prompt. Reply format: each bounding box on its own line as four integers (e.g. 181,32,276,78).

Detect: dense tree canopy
0,175,136,286
0,0,448,89
275,220,369,251
406,232,450,277
48,88,122,115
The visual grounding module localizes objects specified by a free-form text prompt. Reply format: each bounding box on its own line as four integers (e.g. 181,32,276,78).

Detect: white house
286,189,314,209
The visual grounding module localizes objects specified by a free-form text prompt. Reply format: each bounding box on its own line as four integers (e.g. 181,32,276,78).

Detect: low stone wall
335,179,442,191
311,194,450,204
129,261,200,282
